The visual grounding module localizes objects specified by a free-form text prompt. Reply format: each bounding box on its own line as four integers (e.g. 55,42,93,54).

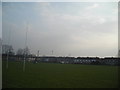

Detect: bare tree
2,44,14,55
17,48,24,55
23,46,30,56
17,46,30,56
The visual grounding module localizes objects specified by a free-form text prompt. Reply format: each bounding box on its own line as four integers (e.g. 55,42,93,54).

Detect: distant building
2,54,120,66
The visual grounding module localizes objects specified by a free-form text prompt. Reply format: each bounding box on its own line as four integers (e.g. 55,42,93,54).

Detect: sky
0,2,1,39
2,2,118,57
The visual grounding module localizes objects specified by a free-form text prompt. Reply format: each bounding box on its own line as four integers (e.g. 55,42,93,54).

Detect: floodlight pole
23,24,28,72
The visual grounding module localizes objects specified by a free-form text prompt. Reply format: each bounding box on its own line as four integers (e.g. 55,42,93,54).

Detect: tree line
2,44,31,56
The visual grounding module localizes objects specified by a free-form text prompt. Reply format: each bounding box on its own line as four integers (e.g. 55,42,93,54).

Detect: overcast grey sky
2,2,118,57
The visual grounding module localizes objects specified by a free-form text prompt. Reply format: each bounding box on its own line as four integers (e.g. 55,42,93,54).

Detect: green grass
2,61,119,88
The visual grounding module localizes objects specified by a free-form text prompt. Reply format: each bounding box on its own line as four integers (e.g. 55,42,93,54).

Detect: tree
17,48,24,55
23,46,30,56
2,44,14,55
17,46,30,56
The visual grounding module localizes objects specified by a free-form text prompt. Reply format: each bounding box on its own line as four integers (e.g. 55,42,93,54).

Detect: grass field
2,61,119,88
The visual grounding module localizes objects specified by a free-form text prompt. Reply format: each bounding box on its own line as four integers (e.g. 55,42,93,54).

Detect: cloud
33,2,117,53
3,2,118,57
86,3,99,10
